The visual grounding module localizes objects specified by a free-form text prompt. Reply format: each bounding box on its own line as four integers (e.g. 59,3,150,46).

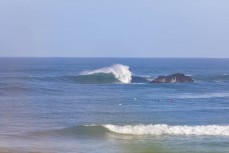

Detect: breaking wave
103,124,229,136
0,74,151,85
28,124,229,138
3,64,229,84
80,64,132,83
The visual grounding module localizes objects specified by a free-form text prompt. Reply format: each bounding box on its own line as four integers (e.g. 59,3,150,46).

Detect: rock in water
151,73,194,83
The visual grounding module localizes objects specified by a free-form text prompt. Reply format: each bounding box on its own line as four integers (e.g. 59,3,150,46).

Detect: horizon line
0,56,229,59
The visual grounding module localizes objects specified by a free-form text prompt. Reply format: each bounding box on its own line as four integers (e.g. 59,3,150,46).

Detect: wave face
103,124,229,136
30,125,109,138
64,73,121,84
29,124,229,138
80,64,132,83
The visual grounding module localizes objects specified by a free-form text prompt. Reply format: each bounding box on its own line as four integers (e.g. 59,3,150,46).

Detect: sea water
0,58,229,153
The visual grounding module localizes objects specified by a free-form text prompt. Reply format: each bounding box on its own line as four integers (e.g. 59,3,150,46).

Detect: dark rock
151,73,194,83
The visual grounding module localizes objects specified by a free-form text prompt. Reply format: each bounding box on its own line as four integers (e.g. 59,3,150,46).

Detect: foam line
103,124,229,136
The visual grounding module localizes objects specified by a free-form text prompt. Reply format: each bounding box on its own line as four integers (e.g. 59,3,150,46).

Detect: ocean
0,58,229,153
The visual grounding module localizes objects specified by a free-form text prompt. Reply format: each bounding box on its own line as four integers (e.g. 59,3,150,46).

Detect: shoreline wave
103,124,229,136
26,124,229,137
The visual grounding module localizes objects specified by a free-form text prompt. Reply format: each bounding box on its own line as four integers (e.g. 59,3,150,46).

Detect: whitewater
80,64,132,83
103,124,229,136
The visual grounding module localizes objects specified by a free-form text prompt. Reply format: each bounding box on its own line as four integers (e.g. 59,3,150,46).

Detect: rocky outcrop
151,73,194,83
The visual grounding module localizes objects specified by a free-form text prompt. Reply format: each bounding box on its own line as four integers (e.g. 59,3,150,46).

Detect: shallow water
0,58,229,153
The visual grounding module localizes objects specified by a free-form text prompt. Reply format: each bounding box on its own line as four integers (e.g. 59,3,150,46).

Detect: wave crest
80,64,132,83
27,124,229,138
103,124,229,136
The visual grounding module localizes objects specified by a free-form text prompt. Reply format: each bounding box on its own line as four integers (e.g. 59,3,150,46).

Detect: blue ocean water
0,58,229,153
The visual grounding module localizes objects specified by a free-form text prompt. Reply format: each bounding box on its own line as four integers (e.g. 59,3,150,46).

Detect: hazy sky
0,0,229,57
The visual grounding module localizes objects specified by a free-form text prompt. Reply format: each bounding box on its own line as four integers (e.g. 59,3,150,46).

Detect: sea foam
103,124,229,136
80,64,132,83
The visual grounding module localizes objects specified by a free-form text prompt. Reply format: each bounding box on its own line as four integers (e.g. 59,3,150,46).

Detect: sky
0,0,229,57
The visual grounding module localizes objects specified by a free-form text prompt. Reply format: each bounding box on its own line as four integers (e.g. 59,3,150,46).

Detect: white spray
80,64,132,83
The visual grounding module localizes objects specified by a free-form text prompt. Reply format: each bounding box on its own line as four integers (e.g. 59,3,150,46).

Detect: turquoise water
0,58,229,153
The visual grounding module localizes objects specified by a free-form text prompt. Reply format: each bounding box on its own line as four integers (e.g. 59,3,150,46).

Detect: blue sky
0,0,229,57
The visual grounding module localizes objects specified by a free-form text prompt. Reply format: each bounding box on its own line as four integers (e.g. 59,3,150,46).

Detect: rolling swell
2,74,229,84
2,63,228,84
28,124,229,138
0,74,150,84
0,64,133,84
28,125,110,138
